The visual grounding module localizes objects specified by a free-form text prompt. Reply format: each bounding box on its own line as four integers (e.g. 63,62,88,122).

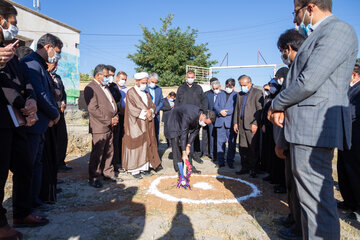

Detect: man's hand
111,115,119,126
185,144,191,156
53,114,60,125
0,45,16,66
145,109,152,119
48,120,54,127
21,99,37,116
262,125,266,133
251,124,258,134
25,113,38,127
234,124,239,134
275,145,286,160
267,106,285,128
60,102,66,113
220,109,228,117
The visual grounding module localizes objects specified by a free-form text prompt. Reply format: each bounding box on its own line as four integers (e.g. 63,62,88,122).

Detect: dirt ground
3,122,360,240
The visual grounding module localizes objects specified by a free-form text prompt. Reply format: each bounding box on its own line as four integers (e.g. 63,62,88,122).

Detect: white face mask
277,78,284,85
213,89,220,94
199,120,207,127
47,48,61,63
149,83,156,89
264,90,270,97
139,83,147,91
225,87,233,94
187,78,195,85
281,53,291,66
108,76,114,83
0,21,18,41
118,79,126,87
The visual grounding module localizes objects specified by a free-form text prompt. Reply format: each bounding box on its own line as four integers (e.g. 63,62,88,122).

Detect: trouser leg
102,132,115,178
226,127,236,164
0,128,12,227
290,143,339,240
11,127,32,219
216,126,226,165
170,137,182,172
27,133,45,207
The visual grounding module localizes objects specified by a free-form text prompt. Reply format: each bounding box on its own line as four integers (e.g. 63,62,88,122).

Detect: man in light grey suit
268,0,358,239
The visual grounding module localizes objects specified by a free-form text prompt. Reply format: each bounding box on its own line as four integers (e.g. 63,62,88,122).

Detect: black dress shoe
132,174,143,179
228,163,234,169
218,163,225,168
88,179,103,188
193,156,204,164
274,185,287,194
263,175,272,182
250,170,257,178
103,176,124,183
58,165,72,173
236,169,249,175
154,165,163,172
192,166,201,174
337,201,351,210
141,171,153,177
277,228,302,240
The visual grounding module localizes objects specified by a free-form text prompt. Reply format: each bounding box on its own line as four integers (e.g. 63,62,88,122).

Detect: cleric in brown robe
122,72,161,179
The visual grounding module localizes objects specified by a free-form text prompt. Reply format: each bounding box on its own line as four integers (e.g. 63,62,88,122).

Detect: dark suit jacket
175,82,207,110
164,104,202,151
0,55,36,128
146,85,164,114
108,82,122,111
233,87,263,130
349,82,360,150
54,74,66,104
214,91,238,128
161,97,173,123
84,80,118,134
21,52,59,134
205,90,217,111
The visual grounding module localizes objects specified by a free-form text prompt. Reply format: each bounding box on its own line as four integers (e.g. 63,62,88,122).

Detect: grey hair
211,80,221,87
149,73,159,80
238,75,252,83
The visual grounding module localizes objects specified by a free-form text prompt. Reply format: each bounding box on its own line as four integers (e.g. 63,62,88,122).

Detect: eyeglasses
292,5,307,17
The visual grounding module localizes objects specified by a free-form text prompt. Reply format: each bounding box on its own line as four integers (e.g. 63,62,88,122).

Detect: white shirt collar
310,14,332,33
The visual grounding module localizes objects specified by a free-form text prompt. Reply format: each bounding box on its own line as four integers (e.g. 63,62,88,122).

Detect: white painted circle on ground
146,175,261,204
193,182,214,190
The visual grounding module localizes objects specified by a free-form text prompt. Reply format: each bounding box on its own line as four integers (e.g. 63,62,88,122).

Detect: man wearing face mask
214,78,237,169
202,78,221,162
176,70,207,167
277,29,306,68
0,1,49,238
268,0,358,238
84,64,123,188
146,73,164,145
162,92,176,147
337,64,360,222
233,75,263,178
21,33,63,213
122,72,161,179
164,104,215,174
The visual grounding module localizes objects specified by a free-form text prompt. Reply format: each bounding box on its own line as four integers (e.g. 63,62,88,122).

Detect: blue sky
12,0,360,86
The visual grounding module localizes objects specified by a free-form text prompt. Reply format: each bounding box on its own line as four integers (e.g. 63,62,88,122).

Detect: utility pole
220,52,229,67
257,50,268,65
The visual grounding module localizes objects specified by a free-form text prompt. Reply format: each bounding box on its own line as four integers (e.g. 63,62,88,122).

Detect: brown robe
122,87,161,170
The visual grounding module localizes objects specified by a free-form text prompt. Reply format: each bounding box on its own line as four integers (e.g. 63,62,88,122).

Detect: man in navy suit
146,73,164,144
21,33,62,210
202,78,221,161
214,78,237,168
337,63,360,221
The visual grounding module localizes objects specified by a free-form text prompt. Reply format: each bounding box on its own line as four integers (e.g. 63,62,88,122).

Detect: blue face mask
101,77,110,85
241,85,249,93
298,9,313,37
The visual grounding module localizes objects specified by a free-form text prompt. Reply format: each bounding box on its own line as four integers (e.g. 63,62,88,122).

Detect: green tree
357,58,360,63
128,14,217,86
80,70,94,82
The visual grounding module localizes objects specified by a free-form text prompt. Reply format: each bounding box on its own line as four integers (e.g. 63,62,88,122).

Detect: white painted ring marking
146,175,261,204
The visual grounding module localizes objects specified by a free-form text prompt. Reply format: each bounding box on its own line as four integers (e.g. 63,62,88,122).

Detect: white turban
134,72,149,80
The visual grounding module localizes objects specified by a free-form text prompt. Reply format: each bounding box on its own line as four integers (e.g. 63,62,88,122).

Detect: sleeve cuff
139,109,147,120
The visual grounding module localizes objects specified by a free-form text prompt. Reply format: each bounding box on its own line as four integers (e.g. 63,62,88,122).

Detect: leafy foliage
128,14,217,86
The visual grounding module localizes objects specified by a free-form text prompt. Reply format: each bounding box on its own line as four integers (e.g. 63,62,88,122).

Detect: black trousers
55,112,68,167
170,137,193,172
112,115,124,168
0,127,32,227
338,149,360,211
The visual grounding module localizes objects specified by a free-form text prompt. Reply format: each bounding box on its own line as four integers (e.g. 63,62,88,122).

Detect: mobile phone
10,39,20,48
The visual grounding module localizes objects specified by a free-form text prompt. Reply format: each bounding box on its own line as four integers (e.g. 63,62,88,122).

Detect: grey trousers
290,143,339,240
